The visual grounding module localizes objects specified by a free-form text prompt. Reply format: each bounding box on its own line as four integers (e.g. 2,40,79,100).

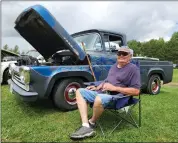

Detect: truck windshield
73,33,102,51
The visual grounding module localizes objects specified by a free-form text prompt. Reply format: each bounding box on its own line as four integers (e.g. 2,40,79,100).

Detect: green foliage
2,44,22,55
172,69,178,82
127,40,142,56
128,32,178,63
3,44,9,50
13,45,20,54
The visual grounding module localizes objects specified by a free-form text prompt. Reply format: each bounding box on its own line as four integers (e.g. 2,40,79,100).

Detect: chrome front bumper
8,79,38,102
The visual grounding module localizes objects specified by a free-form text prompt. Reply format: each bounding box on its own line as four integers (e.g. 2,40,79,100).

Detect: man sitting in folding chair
70,46,141,139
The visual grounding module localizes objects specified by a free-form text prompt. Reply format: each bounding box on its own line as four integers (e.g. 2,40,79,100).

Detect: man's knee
94,96,103,106
76,88,84,99
76,88,89,100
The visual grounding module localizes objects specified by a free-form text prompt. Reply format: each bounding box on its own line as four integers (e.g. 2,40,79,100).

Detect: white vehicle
132,56,159,61
1,50,19,84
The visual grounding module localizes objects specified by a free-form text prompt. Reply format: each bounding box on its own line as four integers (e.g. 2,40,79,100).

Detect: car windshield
73,33,102,51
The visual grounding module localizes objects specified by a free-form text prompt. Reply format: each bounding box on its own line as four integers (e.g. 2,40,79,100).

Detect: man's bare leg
89,96,104,123
76,89,88,124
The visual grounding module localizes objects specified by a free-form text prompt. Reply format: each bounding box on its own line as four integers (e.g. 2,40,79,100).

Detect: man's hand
96,83,103,90
86,85,97,91
102,83,116,92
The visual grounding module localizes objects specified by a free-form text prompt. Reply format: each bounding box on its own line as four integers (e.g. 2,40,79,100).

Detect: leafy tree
164,32,178,63
13,45,20,54
127,40,142,56
3,44,9,50
127,32,178,63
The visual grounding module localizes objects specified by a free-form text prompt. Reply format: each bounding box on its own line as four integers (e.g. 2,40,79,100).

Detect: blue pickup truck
8,5,173,111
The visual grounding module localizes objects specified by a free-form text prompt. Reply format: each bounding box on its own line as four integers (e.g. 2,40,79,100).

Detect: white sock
82,123,90,128
89,119,95,125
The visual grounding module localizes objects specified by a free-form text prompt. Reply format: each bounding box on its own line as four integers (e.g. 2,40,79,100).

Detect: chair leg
128,112,139,128
97,121,105,137
139,99,141,127
96,101,141,137
109,120,123,135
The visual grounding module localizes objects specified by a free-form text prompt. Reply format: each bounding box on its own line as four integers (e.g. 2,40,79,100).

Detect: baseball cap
118,46,131,54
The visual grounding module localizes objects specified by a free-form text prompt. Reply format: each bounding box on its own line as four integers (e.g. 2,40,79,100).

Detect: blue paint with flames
31,55,139,82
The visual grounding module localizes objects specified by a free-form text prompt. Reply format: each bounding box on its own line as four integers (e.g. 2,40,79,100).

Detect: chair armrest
111,93,128,99
83,81,103,86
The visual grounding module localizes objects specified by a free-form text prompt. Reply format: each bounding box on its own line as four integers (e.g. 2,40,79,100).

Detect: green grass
1,69,178,142
172,69,178,82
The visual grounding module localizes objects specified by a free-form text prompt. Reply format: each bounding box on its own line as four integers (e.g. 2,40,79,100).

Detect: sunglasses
117,51,129,56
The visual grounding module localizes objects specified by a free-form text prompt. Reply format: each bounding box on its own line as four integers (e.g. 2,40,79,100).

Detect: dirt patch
162,82,178,87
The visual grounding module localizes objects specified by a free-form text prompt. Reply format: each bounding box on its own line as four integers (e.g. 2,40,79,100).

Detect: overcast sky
2,1,178,53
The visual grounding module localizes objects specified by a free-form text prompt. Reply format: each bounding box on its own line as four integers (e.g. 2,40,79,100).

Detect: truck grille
13,72,25,85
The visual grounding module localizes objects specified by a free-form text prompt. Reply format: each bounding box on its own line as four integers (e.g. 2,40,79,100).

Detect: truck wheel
53,78,84,111
147,74,161,95
3,68,11,84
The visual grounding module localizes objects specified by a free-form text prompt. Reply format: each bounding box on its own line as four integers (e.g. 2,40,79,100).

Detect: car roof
71,29,126,37
71,29,127,46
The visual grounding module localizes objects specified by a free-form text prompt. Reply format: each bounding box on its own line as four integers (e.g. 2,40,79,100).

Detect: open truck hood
14,5,86,61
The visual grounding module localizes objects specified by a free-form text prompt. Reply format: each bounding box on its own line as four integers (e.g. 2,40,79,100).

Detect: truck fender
147,68,165,81
45,71,94,97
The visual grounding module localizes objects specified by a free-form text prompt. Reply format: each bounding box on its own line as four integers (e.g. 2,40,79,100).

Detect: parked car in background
173,64,178,68
8,5,173,111
21,50,46,64
1,49,19,84
132,56,159,61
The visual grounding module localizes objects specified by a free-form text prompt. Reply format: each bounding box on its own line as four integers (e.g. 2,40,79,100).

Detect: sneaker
89,121,96,129
70,126,95,139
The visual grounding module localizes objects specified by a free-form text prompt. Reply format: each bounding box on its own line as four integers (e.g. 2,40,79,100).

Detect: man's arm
102,83,140,96
113,86,140,96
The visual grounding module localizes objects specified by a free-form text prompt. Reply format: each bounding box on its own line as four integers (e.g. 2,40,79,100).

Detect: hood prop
81,42,96,81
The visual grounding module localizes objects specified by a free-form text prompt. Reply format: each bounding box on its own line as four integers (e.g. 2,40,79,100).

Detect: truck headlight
19,66,30,84
9,63,16,75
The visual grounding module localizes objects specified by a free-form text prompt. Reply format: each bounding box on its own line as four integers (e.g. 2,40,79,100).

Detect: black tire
52,78,84,111
3,68,11,84
147,74,161,95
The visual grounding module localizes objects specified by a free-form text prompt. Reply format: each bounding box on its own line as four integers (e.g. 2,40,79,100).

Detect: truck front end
8,64,38,101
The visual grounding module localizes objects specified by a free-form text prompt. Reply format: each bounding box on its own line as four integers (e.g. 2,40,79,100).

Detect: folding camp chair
83,60,141,137
83,81,141,137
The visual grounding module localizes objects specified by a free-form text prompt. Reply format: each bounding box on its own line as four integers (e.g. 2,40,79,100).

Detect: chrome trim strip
12,77,29,91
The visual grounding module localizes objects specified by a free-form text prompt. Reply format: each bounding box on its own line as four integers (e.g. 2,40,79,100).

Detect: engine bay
16,50,88,66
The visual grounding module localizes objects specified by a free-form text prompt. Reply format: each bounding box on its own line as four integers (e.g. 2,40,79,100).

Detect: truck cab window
73,33,102,51
103,34,123,52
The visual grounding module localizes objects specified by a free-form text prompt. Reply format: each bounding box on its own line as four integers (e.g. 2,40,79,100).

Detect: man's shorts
78,88,114,108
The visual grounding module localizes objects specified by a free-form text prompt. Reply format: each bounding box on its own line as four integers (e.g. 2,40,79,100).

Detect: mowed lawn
172,69,178,82
1,69,178,142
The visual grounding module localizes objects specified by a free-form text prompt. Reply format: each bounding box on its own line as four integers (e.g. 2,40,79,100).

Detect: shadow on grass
13,96,70,116
94,110,139,135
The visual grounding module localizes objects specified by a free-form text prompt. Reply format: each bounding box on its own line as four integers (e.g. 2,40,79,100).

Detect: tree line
2,31,178,63
2,44,25,55
127,32,178,63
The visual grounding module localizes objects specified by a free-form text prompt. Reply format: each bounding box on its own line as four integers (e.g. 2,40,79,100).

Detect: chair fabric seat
84,81,139,110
